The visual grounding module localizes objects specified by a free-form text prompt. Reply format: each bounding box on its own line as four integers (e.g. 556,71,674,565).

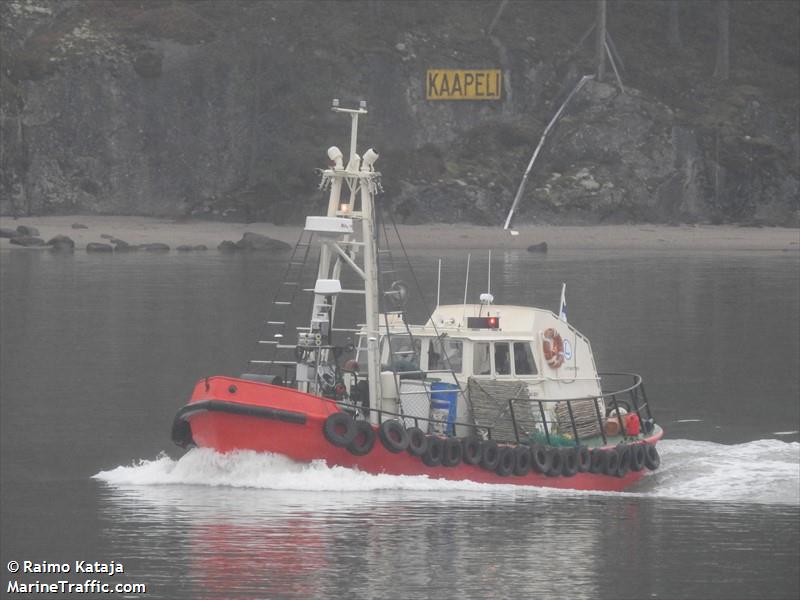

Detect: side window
473,342,491,375
513,342,537,375
429,338,463,373
381,335,420,368
389,335,420,358
494,342,511,375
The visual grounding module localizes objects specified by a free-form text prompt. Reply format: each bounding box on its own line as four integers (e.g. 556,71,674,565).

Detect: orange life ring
542,328,565,369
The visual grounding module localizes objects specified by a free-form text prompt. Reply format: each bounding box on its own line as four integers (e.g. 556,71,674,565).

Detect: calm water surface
1,247,798,599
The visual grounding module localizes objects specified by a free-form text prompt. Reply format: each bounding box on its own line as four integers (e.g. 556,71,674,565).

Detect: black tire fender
495,447,514,477
480,440,500,471
378,419,409,453
422,435,444,467
442,437,462,467
531,444,551,474
577,445,591,472
590,449,608,474
171,418,194,449
347,420,376,456
513,445,532,476
630,444,646,471
406,427,428,457
561,447,579,477
461,436,483,465
616,445,631,477
645,444,661,470
323,413,357,448
604,448,620,476
546,447,563,477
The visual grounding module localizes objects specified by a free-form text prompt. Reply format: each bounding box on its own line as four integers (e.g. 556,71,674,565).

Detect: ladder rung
274,301,292,305
277,344,297,349
303,288,365,295
392,350,417,355
250,360,297,365
259,341,278,345
267,321,286,325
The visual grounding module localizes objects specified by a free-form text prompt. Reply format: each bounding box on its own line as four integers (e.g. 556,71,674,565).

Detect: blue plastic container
430,382,459,434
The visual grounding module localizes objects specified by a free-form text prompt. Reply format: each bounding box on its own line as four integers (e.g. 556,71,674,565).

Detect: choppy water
2,247,799,599
95,439,800,505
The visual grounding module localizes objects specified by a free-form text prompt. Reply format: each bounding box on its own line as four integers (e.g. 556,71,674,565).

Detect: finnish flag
559,283,567,322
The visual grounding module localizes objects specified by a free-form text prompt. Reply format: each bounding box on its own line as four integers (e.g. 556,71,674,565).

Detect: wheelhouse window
428,338,463,373
381,335,421,370
494,342,511,375
513,342,537,375
473,342,491,375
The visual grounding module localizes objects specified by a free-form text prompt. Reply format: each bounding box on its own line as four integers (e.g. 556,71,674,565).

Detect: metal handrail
333,399,490,439
504,372,654,446
333,371,654,447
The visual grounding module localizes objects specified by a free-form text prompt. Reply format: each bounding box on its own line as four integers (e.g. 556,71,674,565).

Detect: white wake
94,438,800,505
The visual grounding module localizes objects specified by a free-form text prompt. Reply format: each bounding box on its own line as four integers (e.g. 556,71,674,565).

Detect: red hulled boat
172,100,663,491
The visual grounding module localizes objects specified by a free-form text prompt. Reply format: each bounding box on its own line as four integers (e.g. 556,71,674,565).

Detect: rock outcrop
86,242,113,252
10,235,45,246
46,234,75,251
1,1,797,225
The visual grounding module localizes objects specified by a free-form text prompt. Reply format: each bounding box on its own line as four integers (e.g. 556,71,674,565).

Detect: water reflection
96,478,799,600
97,484,610,599
3,248,799,600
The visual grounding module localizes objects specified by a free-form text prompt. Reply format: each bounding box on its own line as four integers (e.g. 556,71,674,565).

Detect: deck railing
334,371,654,446
506,372,654,446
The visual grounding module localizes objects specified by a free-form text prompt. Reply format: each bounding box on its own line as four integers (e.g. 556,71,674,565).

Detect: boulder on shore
10,236,46,247
526,242,548,253
0,228,18,238
218,240,238,252
110,238,136,251
16,225,39,237
71,223,88,229
46,235,75,251
86,242,114,253
234,232,291,251
139,242,170,252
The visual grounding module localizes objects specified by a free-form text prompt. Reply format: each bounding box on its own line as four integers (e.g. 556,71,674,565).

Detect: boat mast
307,100,382,405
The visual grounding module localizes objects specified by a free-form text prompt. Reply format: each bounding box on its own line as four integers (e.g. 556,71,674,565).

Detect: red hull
179,376,664,492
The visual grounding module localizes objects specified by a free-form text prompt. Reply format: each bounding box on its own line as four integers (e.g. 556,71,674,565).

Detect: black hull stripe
175,400,307,425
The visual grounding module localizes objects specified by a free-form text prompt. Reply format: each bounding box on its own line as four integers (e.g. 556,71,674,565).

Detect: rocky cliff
1,0,798,225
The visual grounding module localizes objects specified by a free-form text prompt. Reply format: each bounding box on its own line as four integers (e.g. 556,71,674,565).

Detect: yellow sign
426,69,502,100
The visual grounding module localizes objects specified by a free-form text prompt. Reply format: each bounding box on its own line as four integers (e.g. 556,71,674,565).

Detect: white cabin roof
421,304,562,337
